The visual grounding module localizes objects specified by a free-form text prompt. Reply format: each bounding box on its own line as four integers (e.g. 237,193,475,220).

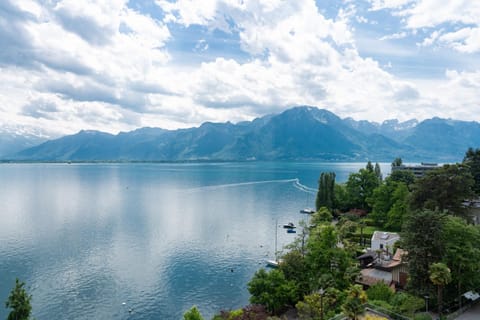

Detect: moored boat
283,222,296,229
300,208,315,214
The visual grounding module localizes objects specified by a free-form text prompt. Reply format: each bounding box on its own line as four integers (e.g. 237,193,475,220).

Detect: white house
371,231,400,253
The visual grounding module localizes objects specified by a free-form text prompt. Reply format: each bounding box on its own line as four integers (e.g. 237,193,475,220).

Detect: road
455,302,480,320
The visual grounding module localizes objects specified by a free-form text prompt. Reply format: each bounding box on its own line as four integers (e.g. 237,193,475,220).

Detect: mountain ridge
5,106,480,162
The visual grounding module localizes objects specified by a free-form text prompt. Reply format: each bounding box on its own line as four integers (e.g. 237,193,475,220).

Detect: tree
442,216,480,309
311,207,333,226
368,179,409,230
429,263,452,316
388,170,415,190
183,306,204,320
366,161,374,172
247,269,298,314
390,292,425,317
316,172,336,212
366,283,393,302
5,278,32,320
296,288,341,320
374,162,382,182
345,167,379,211
463,147,480,195
410,164,474,220
279,250,310,298
305,224,354,290
342,285,367,320
402,210,446,295
385,182,409,231
391,158,403,167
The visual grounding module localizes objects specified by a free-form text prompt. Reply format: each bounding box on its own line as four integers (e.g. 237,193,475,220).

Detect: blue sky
0,0,479,137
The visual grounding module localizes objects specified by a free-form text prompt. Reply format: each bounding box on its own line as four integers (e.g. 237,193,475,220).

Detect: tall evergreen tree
374,162,382,182
402,210,446,295
366,161,374,172
316,172,336,211
410,164,474,220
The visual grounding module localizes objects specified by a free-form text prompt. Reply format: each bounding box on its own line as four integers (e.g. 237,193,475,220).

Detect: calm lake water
0,162,391,319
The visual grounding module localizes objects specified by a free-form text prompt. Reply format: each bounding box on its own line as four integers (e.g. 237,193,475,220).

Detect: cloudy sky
1,0,479,137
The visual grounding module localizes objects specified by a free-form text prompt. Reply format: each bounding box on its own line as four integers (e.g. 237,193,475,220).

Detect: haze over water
0,162,391,319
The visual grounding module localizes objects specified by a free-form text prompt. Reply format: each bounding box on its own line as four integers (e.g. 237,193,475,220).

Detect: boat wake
292,179,316,194
185,178,298,193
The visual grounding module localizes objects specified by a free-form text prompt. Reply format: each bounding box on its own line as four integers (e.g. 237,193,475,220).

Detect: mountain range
3,106,480,162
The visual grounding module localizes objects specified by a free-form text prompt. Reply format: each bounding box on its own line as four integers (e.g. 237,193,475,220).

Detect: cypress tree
316,172,336,211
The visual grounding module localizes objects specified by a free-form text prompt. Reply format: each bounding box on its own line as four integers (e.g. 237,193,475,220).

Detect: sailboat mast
275,218,278,261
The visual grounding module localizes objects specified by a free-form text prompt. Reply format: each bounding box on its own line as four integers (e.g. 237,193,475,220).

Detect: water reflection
0,162,389,319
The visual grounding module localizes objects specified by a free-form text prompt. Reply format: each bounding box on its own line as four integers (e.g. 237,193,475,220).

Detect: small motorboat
283,222,296,229
266,260,279,268
300,208,315,214
287,229,297,234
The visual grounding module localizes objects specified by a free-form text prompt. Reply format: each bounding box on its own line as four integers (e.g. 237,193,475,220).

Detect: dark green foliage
368,178,409,230
392,157,403,167
366,161,374,172
247,269,298,314
413,313,432,320
390,292,425,317
5,278,32,320
463,147,480,195
279,250,310,298
316,172,336,211
366,283,394,302
442,216,480,305
334,183,349,212
311,207,333,225
345,165,380,211
374,162,382,182
388,170,415,189
402,210,446,295
410,164,474,219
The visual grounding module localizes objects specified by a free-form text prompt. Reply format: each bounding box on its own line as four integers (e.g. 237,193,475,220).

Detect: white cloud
437,27,480,53
368,0,414,11
379,31,408,40
1,0,480,139
371,0,480,53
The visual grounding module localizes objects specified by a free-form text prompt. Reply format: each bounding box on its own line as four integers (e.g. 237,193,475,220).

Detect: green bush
367,283,394,302
369,300,394,311
413,313,432,320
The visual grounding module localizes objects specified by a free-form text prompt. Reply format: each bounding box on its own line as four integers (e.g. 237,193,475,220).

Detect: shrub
413,313,432,320
366,283,394,302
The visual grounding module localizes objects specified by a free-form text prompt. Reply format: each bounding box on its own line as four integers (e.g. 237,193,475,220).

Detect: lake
0,162,391,319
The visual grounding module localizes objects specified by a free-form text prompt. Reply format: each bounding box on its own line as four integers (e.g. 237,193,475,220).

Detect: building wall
371,233,400,252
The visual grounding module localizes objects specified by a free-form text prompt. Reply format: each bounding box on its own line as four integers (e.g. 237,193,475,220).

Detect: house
371,231,400,252
356,248,408,289
391,162,438,178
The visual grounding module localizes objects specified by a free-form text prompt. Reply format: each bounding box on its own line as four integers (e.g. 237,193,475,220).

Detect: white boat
266,259,279,268
283,222,296,229
266,219,280,268
300,208,315,214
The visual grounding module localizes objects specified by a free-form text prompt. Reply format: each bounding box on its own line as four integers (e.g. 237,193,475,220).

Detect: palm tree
429,262,452,316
